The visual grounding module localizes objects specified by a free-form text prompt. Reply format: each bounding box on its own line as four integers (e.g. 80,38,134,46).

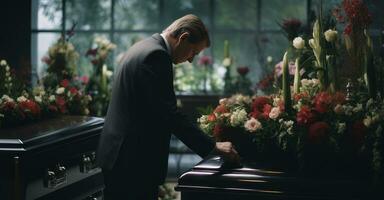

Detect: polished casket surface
0,115,104,200
176,155,379,200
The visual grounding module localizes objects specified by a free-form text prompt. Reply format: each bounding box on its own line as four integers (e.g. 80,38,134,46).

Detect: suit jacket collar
152,33,168,52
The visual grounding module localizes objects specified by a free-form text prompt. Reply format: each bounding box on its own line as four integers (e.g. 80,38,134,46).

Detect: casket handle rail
43,163,67,188
80,151,97,173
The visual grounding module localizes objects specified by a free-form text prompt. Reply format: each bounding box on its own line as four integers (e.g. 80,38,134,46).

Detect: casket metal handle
80,151,97,173
43,163,67,188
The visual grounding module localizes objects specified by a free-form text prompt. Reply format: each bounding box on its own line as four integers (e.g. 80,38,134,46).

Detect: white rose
198,115,208,124
17,96,27,102
219,98,227,105
269,107,281,120
244,117,262,133
1,95,14,102
292,37,305,49
324,29,338,42
49,95,56,102
56,87,65,95
222,58,231,67
34,96,42,103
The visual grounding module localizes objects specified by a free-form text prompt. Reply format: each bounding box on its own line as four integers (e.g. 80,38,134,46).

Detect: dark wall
0,0,31,84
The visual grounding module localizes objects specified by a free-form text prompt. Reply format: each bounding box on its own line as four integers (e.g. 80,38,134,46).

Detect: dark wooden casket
0,115,104,200
175,155,381,200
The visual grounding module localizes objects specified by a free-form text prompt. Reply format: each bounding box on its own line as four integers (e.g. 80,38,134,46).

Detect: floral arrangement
198,0,384,183
0,60,91,128
85,36,115,116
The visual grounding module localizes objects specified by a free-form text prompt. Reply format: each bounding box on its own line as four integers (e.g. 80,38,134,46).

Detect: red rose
308,121,330,145
19,100,41,116
262,104,272,119
297,105,316,126
60,79,70,88
314,92,332,114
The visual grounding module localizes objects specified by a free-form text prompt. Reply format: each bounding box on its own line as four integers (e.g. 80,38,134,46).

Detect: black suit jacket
96,33,215,184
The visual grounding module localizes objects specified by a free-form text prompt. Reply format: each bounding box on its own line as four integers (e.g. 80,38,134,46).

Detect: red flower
314,92,333,114
19,100,41,116
251,96,271,119
198,55,212,66
207,114,216,122
69,87,78,95
297,105,316,126
237,66,250,76
262,104,272,119
308,121,330,145
213,124,224,137
214,104,228,114
333,92,346,105
55,96,67,113
60,79,70,88
294,92,309,102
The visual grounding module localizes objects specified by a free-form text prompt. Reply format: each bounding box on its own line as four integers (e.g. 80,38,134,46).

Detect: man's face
172,33,207,64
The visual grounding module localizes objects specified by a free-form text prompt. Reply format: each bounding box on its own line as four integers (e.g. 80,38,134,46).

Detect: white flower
0,60,7,66
269,107,281,120
308,38,316,49
7,77,12,81
353,103,363,113
222,57,231,67
5,65,10,72
105,70,113,78
337,122,346,134
87,95,92,101
334,104,344,114
56,87,65,95
324,29,338,42
230,109,248,127
198,115,209,124
267,56,273,63
83,108,90,115
366,98,374,109
1,95,14,102
219,98,227,105
293,37,305,49
34,96,42,103
273,97,281,107
5,72,10,77
17,96,27,102
363,116,372,127
244,117,262,132
49,95,56,102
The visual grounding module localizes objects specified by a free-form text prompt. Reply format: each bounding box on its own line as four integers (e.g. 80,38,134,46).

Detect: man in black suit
96,14,238,199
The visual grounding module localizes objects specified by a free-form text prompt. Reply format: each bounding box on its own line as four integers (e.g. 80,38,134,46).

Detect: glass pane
214,0,258,29
163,0,211,29
34,0,62,29
35,33,62,80
213,33,261,84
259,33,288,63
113,33,152,68
69,33,113,77
115,0,159,30
261,0,307,30
66,0,111,30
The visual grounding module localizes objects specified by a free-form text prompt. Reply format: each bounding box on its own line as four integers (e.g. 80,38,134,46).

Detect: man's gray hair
163,14,210,47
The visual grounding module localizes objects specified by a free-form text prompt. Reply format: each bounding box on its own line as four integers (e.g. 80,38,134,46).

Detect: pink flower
198,55,212,66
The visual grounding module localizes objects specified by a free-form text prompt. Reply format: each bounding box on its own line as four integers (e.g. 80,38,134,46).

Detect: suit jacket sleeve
136,50,215,158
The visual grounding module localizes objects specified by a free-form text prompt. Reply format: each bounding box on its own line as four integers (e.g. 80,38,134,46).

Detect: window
31,0,310,93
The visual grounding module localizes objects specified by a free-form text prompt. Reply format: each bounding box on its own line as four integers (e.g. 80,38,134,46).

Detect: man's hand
215,142,241,166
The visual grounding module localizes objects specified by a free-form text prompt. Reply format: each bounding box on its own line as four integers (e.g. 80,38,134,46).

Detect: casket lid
176,155,373,199
0,115,104,151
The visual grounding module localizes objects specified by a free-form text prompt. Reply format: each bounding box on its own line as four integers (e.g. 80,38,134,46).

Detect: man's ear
179,32,190,42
